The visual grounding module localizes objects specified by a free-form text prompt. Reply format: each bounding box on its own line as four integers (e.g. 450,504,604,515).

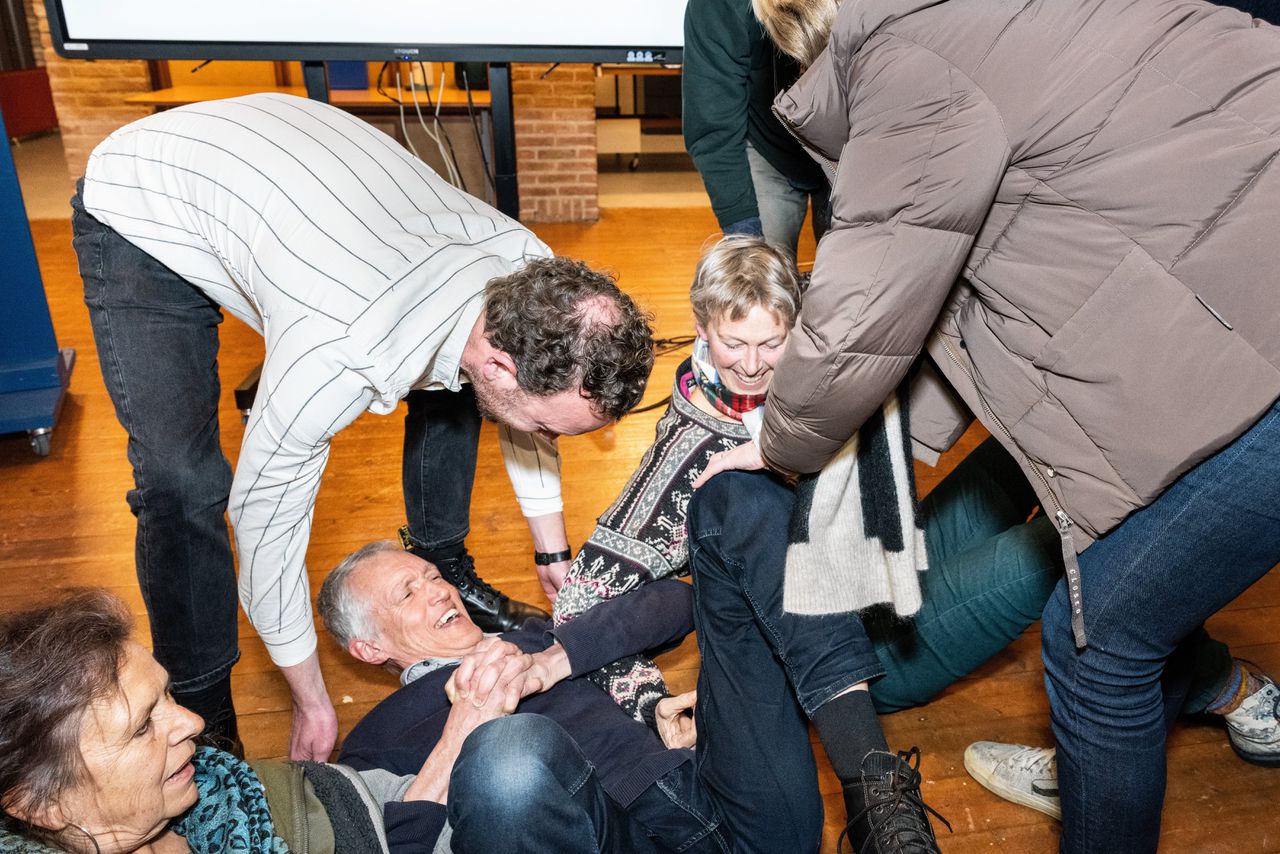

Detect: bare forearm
402,729,468,803
526,511,570,553
527,511,572,598
280,652,338,761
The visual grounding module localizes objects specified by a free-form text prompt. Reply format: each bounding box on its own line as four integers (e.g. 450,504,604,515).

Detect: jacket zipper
939,338,1088,648
772,105,840,182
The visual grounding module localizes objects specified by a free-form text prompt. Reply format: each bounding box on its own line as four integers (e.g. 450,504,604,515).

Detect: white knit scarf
781,388,929,617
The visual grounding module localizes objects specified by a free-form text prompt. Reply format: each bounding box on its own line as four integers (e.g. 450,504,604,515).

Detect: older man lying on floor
318,538,910,854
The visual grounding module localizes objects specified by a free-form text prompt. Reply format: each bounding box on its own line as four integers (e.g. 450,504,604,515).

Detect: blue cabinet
1,105,74,456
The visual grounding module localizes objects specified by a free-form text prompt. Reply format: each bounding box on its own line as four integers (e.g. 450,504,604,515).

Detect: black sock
416,541,467,565
812,689,889,784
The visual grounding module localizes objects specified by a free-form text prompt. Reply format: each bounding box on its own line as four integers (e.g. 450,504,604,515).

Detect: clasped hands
444,637,567,716
443,637,699,749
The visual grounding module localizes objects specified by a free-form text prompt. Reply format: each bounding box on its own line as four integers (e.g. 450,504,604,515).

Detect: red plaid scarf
685,340,767,421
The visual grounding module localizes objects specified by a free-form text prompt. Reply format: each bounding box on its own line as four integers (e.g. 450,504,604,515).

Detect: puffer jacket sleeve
759,37,1009,474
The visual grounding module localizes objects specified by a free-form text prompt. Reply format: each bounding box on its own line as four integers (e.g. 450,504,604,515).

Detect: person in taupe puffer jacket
695,0,1280,851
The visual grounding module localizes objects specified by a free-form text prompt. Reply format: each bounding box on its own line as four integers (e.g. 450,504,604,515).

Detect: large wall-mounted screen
46,0,688,63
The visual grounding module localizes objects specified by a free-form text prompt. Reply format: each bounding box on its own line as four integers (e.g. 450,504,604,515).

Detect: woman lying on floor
547,235,1061,850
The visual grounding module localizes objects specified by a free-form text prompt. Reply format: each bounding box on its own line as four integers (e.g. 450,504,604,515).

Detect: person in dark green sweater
682,0,830,254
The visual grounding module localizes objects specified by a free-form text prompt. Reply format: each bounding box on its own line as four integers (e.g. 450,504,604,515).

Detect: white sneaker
1224,672,1280,767
963,742,1061,820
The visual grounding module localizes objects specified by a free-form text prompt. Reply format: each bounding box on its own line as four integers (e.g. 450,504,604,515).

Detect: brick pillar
34,2,154,182
511,63,598,224
23,0,43,66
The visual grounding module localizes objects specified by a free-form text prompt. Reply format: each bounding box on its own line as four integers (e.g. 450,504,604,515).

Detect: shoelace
838,748,953,854
441,554,502,606
1004,745,1056,778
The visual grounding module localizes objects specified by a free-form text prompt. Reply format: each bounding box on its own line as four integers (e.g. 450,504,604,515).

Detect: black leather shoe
431,551,549,633
838,748,950,854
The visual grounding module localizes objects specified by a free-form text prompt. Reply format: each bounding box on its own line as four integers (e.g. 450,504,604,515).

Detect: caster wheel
628,156,641,172
29,430,51,457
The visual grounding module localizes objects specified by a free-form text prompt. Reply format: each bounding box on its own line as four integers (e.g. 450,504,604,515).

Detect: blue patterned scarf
173,747,290,853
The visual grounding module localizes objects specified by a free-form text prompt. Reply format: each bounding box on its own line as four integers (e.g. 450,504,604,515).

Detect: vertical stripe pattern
83,93,562,666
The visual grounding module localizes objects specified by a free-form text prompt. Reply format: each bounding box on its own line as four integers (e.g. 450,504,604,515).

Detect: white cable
433,62,463,188
394,68,423,161
409,62,464,188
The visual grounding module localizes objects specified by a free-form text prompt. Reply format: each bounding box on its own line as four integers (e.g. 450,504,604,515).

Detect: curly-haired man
71,93,654,765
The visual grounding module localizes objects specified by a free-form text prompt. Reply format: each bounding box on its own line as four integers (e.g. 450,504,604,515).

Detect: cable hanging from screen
461,66,497,196
381,61,466,193
411,62,466,192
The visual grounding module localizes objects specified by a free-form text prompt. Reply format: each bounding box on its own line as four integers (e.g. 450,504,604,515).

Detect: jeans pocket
73,219,108,304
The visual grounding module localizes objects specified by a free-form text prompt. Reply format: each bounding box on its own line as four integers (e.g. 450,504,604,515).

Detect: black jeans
401,386,482,555
74,185,239,693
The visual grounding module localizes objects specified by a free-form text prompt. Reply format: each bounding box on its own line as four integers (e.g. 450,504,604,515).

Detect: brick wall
23,0,42,66
32,17,602,223
511,63,598,223
34,2,160,183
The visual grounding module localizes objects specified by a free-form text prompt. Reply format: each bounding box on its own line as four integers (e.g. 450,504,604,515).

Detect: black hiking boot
838,748,951,854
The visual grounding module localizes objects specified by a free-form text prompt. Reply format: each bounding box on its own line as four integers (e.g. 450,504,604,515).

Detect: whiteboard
47,0,688,63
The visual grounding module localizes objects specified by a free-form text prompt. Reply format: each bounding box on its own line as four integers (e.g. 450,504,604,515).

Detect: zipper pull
1054,510,1088,649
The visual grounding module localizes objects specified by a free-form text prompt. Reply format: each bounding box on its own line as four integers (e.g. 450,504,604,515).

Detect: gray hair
690,235,802,332
317,540,401,649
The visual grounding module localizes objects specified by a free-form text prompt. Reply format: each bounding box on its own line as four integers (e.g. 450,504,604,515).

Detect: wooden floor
6,210,1279,852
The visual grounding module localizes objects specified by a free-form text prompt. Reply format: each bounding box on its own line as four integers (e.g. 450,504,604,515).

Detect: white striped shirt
84,93,562,667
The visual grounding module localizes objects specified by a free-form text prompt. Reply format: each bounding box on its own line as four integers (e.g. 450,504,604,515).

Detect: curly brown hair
483,256,655,421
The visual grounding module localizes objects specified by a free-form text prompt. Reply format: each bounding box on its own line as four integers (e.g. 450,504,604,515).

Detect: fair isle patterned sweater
553,358,749,726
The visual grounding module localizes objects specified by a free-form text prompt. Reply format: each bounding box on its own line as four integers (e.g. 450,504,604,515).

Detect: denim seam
403,525,470,553
916,568,1048,629
652,775,729,853
805,669,890,719
1081,404,1272,643
563,761,596,799
732,557,884,717
170,651,242,693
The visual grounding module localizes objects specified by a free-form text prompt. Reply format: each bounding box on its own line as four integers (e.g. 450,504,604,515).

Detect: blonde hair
752,0,840,68
690,236,802,332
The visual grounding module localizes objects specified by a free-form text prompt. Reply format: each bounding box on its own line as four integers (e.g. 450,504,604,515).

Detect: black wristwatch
534,548,572,565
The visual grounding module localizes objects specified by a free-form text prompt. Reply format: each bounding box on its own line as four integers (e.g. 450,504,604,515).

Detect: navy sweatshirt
338,579,695,851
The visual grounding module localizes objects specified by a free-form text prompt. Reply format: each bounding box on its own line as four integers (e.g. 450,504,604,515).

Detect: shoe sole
1229,739,1280,768
963,751,1063,821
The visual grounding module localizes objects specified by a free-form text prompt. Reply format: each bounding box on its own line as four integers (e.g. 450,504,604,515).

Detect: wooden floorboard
5,212,1278,851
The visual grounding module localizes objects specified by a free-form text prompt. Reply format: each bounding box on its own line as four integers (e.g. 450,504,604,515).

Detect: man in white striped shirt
70,93,654,761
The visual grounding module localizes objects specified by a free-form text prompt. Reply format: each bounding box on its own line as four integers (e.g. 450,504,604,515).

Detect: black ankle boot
434,551,549,632
398,529,549,632
838,748,950,854
175,679,245,759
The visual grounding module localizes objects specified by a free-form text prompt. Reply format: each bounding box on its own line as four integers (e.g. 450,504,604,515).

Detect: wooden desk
125,84,490,110
597,64,681,77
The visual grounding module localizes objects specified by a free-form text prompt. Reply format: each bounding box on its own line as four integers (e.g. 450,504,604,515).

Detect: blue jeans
744,143,830,257
448,475,887,854
450,715,729,853
867,437,1062,711
1042,398,1280,853
689,472,887,853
